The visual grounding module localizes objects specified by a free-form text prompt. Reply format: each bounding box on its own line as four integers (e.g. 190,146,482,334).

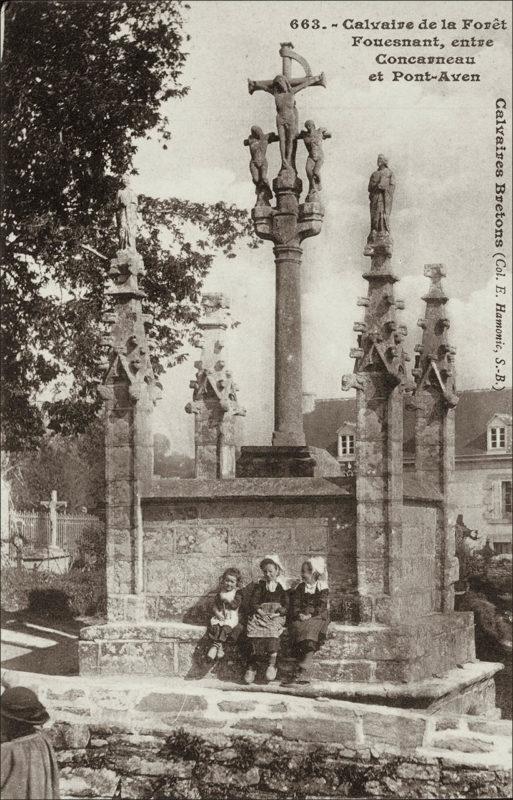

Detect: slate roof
303,388,512,458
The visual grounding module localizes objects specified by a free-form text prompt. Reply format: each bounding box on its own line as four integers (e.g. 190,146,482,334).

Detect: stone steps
79,612,476,685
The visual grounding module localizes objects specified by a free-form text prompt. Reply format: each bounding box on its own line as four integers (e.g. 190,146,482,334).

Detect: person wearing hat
244,554,289,684
284,556,330,684
1,685,60,798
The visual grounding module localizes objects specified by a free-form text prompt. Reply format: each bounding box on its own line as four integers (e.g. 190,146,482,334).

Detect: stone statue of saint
115,174,138,251
248,72,326,172
244,126,279,205
299,120,331,201
367,155,395,239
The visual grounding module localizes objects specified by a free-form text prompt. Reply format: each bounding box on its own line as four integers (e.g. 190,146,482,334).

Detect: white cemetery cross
40,490,67,550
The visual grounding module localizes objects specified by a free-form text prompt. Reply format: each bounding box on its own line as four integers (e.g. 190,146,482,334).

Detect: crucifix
248,43,326,172
40,489,67,550
240,44,329,467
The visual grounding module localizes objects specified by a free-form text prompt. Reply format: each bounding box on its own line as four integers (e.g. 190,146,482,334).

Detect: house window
338,434,355,457
490,426,506,450
494,542,512,555
501,480,512,516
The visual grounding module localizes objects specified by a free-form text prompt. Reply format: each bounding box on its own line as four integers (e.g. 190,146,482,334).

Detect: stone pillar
273,244,305,446
99,248,161,622
343,231,412,625
238,44,329,476
186,294,245,478
411,264,458,612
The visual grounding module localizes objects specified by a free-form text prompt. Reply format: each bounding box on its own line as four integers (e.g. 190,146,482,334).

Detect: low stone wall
2,670,511,799
53,722,512,799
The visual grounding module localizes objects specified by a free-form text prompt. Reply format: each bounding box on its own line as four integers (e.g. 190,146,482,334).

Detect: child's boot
207,644,218,661
265,654,277,682
297,643,315,683
244,666,256,684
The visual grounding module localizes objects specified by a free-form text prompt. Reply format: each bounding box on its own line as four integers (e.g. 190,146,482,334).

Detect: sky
129,0,512,456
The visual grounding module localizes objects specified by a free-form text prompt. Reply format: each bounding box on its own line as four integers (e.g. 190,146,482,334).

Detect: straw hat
0,687,49,726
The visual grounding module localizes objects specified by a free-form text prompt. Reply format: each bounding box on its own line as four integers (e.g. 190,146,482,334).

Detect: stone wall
401,503,437,616
107,478,357,623
6,671,509,799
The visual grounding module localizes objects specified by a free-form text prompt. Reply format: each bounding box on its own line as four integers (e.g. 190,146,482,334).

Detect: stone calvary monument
79,44,502,724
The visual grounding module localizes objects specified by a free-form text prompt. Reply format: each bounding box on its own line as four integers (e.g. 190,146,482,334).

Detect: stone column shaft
273,245,305,446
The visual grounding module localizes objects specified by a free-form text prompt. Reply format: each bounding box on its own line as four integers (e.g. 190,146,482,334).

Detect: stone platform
78,618,499,716
1,667,511,799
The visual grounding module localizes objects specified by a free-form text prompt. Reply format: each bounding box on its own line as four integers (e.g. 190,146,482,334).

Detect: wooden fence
9,511,101,558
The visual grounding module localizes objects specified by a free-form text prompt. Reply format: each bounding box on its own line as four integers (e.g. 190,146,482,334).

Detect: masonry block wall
105,479,357,623
400,502,437,617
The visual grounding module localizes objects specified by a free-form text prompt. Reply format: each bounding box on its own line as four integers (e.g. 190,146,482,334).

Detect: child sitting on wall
244,554,289,684
206,567,243,662
285,556,329,684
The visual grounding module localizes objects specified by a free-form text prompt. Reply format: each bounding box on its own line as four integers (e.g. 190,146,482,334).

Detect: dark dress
1,731,60,799
247,580,289,656
288,582,329,650
207,589,243,644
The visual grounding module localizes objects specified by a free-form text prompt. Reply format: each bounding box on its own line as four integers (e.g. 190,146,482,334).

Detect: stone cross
244,44,328,460
248,43,326,174
40,490,67,550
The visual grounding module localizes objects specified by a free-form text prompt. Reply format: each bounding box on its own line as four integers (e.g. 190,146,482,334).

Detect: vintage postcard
1,2,511,799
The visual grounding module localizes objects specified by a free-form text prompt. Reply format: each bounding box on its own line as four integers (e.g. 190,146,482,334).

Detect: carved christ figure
248,72,325,171
300,120,330,200
368,154,395,238
115,174,138,251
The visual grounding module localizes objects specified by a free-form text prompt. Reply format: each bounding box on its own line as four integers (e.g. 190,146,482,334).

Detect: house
304,388,512,553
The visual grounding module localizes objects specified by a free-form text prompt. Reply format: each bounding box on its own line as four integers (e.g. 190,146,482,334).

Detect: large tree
1,0,255,452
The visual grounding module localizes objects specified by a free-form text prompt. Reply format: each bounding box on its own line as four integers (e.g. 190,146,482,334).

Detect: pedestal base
20,547,70,574
236,445,341,477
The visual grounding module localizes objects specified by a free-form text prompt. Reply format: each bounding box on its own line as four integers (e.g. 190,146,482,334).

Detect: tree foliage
1,0,256,452
154,433,194,478
10,421,105,512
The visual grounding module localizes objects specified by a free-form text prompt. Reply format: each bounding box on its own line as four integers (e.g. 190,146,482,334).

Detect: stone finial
186,294,244,478
198,293,230,329
413,264,457,407
424,263,447,280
